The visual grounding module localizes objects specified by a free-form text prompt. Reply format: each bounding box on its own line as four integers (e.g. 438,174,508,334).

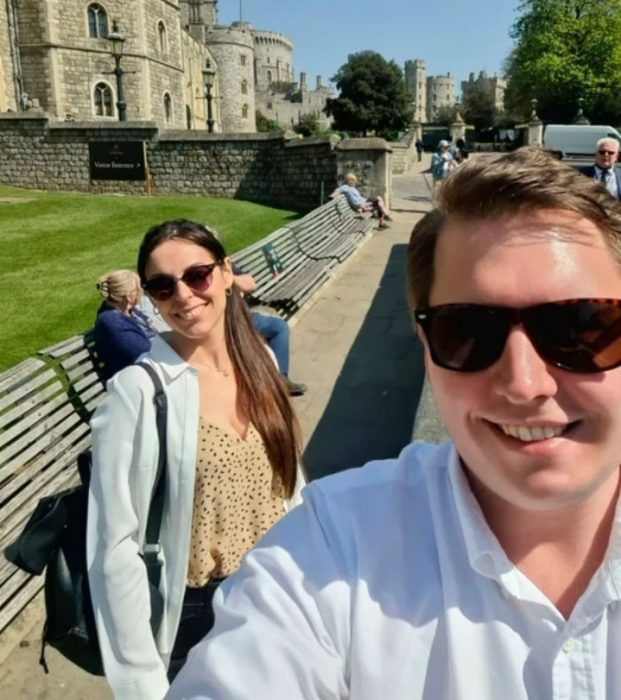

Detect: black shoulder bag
4,362,168,676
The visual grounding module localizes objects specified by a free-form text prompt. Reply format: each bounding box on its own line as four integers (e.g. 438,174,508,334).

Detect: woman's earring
225,287,233,297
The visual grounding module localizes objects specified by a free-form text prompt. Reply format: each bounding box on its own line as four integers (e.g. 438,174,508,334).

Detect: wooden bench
0,196,376,639
233,195,376,317
0,333,105,637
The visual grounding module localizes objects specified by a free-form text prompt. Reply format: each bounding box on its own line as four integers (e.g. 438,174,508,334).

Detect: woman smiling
86,220,304,699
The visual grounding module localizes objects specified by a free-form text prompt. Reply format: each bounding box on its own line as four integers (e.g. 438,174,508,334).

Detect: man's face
422,210,621,514
595,140,619,169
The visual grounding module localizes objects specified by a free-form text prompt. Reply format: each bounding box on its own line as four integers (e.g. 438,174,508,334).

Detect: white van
543,124,621,158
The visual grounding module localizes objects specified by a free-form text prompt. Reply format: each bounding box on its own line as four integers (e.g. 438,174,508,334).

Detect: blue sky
219,0,520,94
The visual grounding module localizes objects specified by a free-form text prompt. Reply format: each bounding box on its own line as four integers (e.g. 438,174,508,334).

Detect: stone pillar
526,99,543,146
450,104,467,143
335,137,393,207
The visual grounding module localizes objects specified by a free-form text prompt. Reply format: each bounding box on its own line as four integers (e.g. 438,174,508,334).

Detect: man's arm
167,492,350,699
233,271,257,294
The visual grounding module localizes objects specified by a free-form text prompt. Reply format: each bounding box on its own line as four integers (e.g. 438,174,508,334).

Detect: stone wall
0,116,338,209
335,138,393,206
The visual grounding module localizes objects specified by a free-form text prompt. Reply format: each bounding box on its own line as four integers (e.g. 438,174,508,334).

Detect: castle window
164,92,173,123
242,104,249,119
158,21,167,53
93,82,113,116
87,3,108,38
267,70,272,83
186,105,192,129
241,80,248,95
240,53,247,66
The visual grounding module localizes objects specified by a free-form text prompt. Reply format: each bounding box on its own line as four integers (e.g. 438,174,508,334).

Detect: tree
294,113,320,137
505,0,621,124
433,105,455,126
324,51,413,137
461,84,497,131
255,110,281,133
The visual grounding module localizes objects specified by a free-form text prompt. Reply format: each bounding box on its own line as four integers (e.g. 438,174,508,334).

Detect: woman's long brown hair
137,219,302,497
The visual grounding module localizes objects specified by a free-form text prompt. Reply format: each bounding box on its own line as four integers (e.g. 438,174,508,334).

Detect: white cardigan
86,335,304,700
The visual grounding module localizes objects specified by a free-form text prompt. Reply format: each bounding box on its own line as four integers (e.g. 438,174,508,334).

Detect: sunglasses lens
421,306,510,372
183,265,214,292
527,301,621,372
144,277,175,301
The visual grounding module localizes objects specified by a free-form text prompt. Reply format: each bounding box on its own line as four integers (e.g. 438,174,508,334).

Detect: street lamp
203,59,216,133
107,20,127,121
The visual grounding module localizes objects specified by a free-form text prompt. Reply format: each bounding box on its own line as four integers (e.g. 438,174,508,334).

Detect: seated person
331,172,392,229
232,265,307,397
93,269,155,382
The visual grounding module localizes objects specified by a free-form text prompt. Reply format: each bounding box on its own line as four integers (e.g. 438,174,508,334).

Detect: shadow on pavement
304,244,426,481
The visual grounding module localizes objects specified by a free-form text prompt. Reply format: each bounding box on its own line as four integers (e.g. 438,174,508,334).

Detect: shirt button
562,638,577,654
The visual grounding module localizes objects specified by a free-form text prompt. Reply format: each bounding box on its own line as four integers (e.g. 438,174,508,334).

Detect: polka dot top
186,418,285,587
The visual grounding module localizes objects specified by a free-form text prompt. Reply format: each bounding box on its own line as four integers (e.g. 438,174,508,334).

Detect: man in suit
579,137,621,200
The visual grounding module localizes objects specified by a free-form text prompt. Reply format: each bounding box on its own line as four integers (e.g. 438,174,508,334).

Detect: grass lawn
0,185,301,371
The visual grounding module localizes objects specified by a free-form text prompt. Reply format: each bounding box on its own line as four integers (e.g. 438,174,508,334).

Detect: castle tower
182,1,218,28
427,72,455,122
404,59,427,123
204,21,256,132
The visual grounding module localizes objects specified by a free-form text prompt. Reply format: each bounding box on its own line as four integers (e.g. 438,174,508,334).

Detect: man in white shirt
168,148,621,699
579,137,621,200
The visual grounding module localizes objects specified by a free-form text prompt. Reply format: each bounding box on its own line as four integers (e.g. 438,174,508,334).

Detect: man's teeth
500,424,567,442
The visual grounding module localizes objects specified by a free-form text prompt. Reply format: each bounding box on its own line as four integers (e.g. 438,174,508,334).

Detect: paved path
0,159,433,698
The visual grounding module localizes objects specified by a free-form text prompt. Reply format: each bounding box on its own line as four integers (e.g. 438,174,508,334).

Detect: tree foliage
294,113,321,137
433,105,455,126
505,0,621,124
461,84,497,130
255,110,281,133
325,51,413,137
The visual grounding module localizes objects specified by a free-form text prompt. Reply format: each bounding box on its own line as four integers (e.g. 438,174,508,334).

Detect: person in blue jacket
93,269,156,382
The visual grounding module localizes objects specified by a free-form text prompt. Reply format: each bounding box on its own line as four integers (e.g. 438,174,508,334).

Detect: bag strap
135,363,167,583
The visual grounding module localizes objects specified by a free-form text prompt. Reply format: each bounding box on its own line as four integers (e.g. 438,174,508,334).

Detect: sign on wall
88,141,147,181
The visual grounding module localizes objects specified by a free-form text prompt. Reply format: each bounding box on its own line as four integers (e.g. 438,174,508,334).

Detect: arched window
241,79,248,95
87,3,108,38
240,53,247,66
164,92,172,123
186,105,192,129
93,82,113,116
267,70,272,83
242,104,249,119
158,20,167,53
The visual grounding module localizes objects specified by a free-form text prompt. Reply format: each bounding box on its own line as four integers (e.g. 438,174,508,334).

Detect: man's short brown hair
407,147,621,309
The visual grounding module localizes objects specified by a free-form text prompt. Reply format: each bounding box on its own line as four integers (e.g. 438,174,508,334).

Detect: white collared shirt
169,441,621,700
594,165,619,199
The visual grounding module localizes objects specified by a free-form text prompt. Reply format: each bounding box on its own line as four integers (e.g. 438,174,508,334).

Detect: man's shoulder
578,164,595,176
307,441,453,518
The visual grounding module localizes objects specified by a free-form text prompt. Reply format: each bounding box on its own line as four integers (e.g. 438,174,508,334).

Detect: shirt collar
148,333,197,382
447,444,621,603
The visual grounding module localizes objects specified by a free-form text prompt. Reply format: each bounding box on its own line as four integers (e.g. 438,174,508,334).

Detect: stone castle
0,0,332,133
404,59,506,123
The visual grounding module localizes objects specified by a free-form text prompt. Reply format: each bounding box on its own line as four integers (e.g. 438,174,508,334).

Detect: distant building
426,73,456,122
461,71,506,111
404,59,427,123
0,0,331,133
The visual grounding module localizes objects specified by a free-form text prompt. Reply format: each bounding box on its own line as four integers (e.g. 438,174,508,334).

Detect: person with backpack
86,219,305,698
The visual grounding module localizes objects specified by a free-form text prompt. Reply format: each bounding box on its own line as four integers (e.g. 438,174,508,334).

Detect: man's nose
490,326,558,404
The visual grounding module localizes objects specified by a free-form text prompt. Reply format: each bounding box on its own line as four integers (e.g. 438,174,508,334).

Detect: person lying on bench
331,172,392,229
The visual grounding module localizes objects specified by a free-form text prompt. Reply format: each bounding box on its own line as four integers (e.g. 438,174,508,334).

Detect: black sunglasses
598,149,617,156
414,299,621,374
143,262,222,301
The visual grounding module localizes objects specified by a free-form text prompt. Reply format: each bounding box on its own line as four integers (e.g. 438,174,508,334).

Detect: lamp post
203,59,216,133
108,20,127,121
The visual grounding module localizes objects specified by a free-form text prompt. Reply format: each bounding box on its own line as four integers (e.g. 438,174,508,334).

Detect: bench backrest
0,335,105,634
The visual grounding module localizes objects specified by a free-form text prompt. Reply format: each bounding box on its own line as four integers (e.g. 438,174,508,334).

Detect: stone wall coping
284,135,338,149
48,121,159,133
156,130,286,143
336,137,392,153
0,112,50,122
